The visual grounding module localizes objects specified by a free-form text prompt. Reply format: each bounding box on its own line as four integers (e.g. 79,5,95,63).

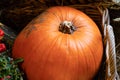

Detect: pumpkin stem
59,21,76,34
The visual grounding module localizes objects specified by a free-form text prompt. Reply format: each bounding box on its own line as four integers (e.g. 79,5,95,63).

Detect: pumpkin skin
12,6,103,80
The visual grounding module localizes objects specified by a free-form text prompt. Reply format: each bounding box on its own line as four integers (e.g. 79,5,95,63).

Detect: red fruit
0,78,4,80
0,29,4,40
6,75,11,79
0,43,6,53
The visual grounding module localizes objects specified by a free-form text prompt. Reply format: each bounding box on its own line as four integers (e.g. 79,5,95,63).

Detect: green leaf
14,58,24,64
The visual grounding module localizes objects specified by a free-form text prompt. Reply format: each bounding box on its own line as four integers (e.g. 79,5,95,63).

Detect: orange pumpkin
12,6,103,80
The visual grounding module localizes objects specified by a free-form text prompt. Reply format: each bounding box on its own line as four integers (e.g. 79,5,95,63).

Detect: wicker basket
102,8,120,80
0,0,120,80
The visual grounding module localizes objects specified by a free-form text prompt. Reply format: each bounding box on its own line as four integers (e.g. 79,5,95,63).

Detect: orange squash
12,6,103,80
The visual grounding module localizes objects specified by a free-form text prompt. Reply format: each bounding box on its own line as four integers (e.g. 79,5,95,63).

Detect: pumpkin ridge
83,39,96,77
77,38,89,78
71,37,83,80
